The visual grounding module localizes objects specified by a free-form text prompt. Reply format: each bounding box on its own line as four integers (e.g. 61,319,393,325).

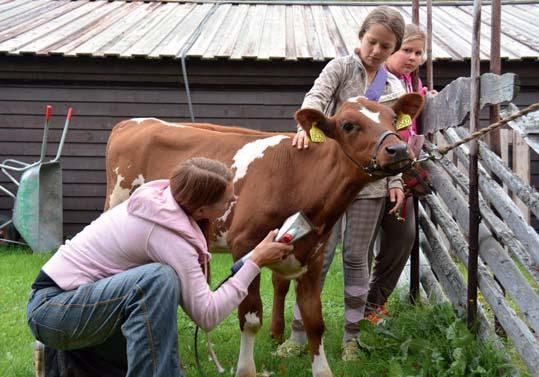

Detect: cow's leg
296,257,333,377
269,273,290,343
235,276,262,377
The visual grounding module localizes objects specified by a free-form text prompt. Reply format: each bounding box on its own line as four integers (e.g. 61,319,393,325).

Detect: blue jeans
27,263,184,377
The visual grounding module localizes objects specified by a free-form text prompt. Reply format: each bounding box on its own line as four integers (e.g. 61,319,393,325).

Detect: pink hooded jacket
42,180,260,331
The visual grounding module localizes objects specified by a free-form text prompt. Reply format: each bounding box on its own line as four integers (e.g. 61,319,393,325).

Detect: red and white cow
105,94,424,377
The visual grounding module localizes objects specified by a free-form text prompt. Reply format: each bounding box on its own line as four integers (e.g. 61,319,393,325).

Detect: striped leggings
291,196,415,343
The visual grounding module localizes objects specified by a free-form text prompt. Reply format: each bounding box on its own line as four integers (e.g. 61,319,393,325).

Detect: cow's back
105,118,286,210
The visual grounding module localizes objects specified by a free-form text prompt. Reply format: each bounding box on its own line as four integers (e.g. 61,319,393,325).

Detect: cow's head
295,93,424,177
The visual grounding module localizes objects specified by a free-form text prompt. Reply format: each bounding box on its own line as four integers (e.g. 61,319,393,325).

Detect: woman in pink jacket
27,157,292,377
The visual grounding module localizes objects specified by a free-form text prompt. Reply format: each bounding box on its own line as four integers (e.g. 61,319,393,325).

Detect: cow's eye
342,122,354,132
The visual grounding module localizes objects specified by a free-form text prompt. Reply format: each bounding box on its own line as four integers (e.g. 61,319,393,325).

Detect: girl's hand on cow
250,230,294,267
388,187,405,215
292,129,310,150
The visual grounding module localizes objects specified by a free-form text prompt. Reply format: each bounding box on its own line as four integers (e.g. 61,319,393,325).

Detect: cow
104,93,424,377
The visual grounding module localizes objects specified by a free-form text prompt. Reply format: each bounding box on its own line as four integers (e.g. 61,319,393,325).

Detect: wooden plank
215,4,249,58
0,0,36,16
232,4,265,60
69,2,153,57
328,6,358,56
310,5,336,59
2,2,99,53
284,5,296,61
302,5,324,61
514,129,531,223
292,5,311,60
0,1,81,46
423,159,539,333
120,3,184,58
456,128,539,220
188,3,231,58
47,2,136,56
422,73,518,135
19,2,120,54
103,3,177,57
152,3,213,58
322,6,347,57
434,149,539,282
258,5,286,60
0,128,110,144
418,214,495,342
0,85,305,105
418,204,538,375
0,0,50,25
1,142,105,158
443,128,539,265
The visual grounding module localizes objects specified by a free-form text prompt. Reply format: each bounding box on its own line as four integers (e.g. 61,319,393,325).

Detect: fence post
467,0,481,331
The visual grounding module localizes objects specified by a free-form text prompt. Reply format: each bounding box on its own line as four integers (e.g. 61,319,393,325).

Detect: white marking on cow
236,312,260,377
360,107,380,123
312,341,332,377
130,117,186,128
268,255,308,280
158,119,186,128
347,96,380,123
131,117,157,124
131,174,145,189
231,135,288,183
109,168,131,209
214,230,228,249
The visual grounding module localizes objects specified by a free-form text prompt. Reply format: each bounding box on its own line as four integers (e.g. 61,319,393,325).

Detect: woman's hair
169,157,233,215
358,6,405,53
403,23,427,63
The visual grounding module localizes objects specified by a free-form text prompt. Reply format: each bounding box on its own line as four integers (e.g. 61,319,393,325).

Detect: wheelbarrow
0,106,73,253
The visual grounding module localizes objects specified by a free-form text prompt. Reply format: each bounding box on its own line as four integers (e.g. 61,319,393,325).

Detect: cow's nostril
385,144,408,160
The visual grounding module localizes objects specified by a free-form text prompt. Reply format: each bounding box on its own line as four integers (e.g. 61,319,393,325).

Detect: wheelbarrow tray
13,161,63,253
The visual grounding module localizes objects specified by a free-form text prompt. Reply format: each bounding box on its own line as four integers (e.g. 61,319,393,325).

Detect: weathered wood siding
0,56,537,236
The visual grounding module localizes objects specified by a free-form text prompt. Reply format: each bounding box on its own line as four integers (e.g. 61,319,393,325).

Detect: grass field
0,246,524,377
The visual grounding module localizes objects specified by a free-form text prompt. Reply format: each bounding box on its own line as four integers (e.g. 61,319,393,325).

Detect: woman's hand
292,129,310,150
388,187,405,215
250,230,294,267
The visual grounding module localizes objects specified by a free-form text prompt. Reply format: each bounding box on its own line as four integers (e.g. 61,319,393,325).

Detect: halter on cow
105,93,424,377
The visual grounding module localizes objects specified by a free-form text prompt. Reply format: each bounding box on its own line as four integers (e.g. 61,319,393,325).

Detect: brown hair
403,23,427,63
169,157,233,216
358,6,405,53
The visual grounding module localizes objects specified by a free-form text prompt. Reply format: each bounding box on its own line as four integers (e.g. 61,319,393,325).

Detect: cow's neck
299,140,377,234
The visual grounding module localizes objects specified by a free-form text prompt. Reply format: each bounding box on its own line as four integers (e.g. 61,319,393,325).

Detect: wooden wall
0,56,537,237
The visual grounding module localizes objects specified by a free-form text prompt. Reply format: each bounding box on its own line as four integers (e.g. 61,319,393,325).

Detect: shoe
274,338,306,358
341,339,359,361
365,304,389,325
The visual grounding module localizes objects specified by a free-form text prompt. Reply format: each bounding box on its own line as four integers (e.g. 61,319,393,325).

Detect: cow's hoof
235,365,256,377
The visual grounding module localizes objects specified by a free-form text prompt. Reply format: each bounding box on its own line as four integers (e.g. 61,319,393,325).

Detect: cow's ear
294,108,336,139
391,93,425,120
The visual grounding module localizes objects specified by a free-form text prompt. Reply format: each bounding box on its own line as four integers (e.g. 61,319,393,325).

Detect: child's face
359,24,397,72
386,39,425,75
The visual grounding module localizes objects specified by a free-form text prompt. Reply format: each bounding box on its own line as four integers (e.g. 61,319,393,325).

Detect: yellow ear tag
395,112,412,131
309,122,326,143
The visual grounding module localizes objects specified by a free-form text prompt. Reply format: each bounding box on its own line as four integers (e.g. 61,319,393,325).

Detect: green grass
0,246,524,377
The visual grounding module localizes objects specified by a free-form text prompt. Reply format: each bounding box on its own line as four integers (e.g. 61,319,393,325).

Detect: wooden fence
415,104,539,375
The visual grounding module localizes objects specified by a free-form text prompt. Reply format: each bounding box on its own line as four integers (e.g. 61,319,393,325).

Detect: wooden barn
0,0,538,236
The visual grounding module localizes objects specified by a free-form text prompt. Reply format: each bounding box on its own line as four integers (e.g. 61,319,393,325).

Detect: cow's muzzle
363,131,412,177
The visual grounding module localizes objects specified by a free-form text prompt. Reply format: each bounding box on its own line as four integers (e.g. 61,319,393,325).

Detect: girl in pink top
27,157,292,377
363,24,436,322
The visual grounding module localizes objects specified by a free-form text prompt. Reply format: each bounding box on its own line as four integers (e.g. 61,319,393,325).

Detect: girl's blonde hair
403,23,427,64
358,6,405,53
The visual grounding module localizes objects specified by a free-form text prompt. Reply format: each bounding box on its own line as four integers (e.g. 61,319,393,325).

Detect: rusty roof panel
0,0,536,62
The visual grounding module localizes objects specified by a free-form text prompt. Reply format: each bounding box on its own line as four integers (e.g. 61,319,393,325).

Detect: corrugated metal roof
0,0,537,61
